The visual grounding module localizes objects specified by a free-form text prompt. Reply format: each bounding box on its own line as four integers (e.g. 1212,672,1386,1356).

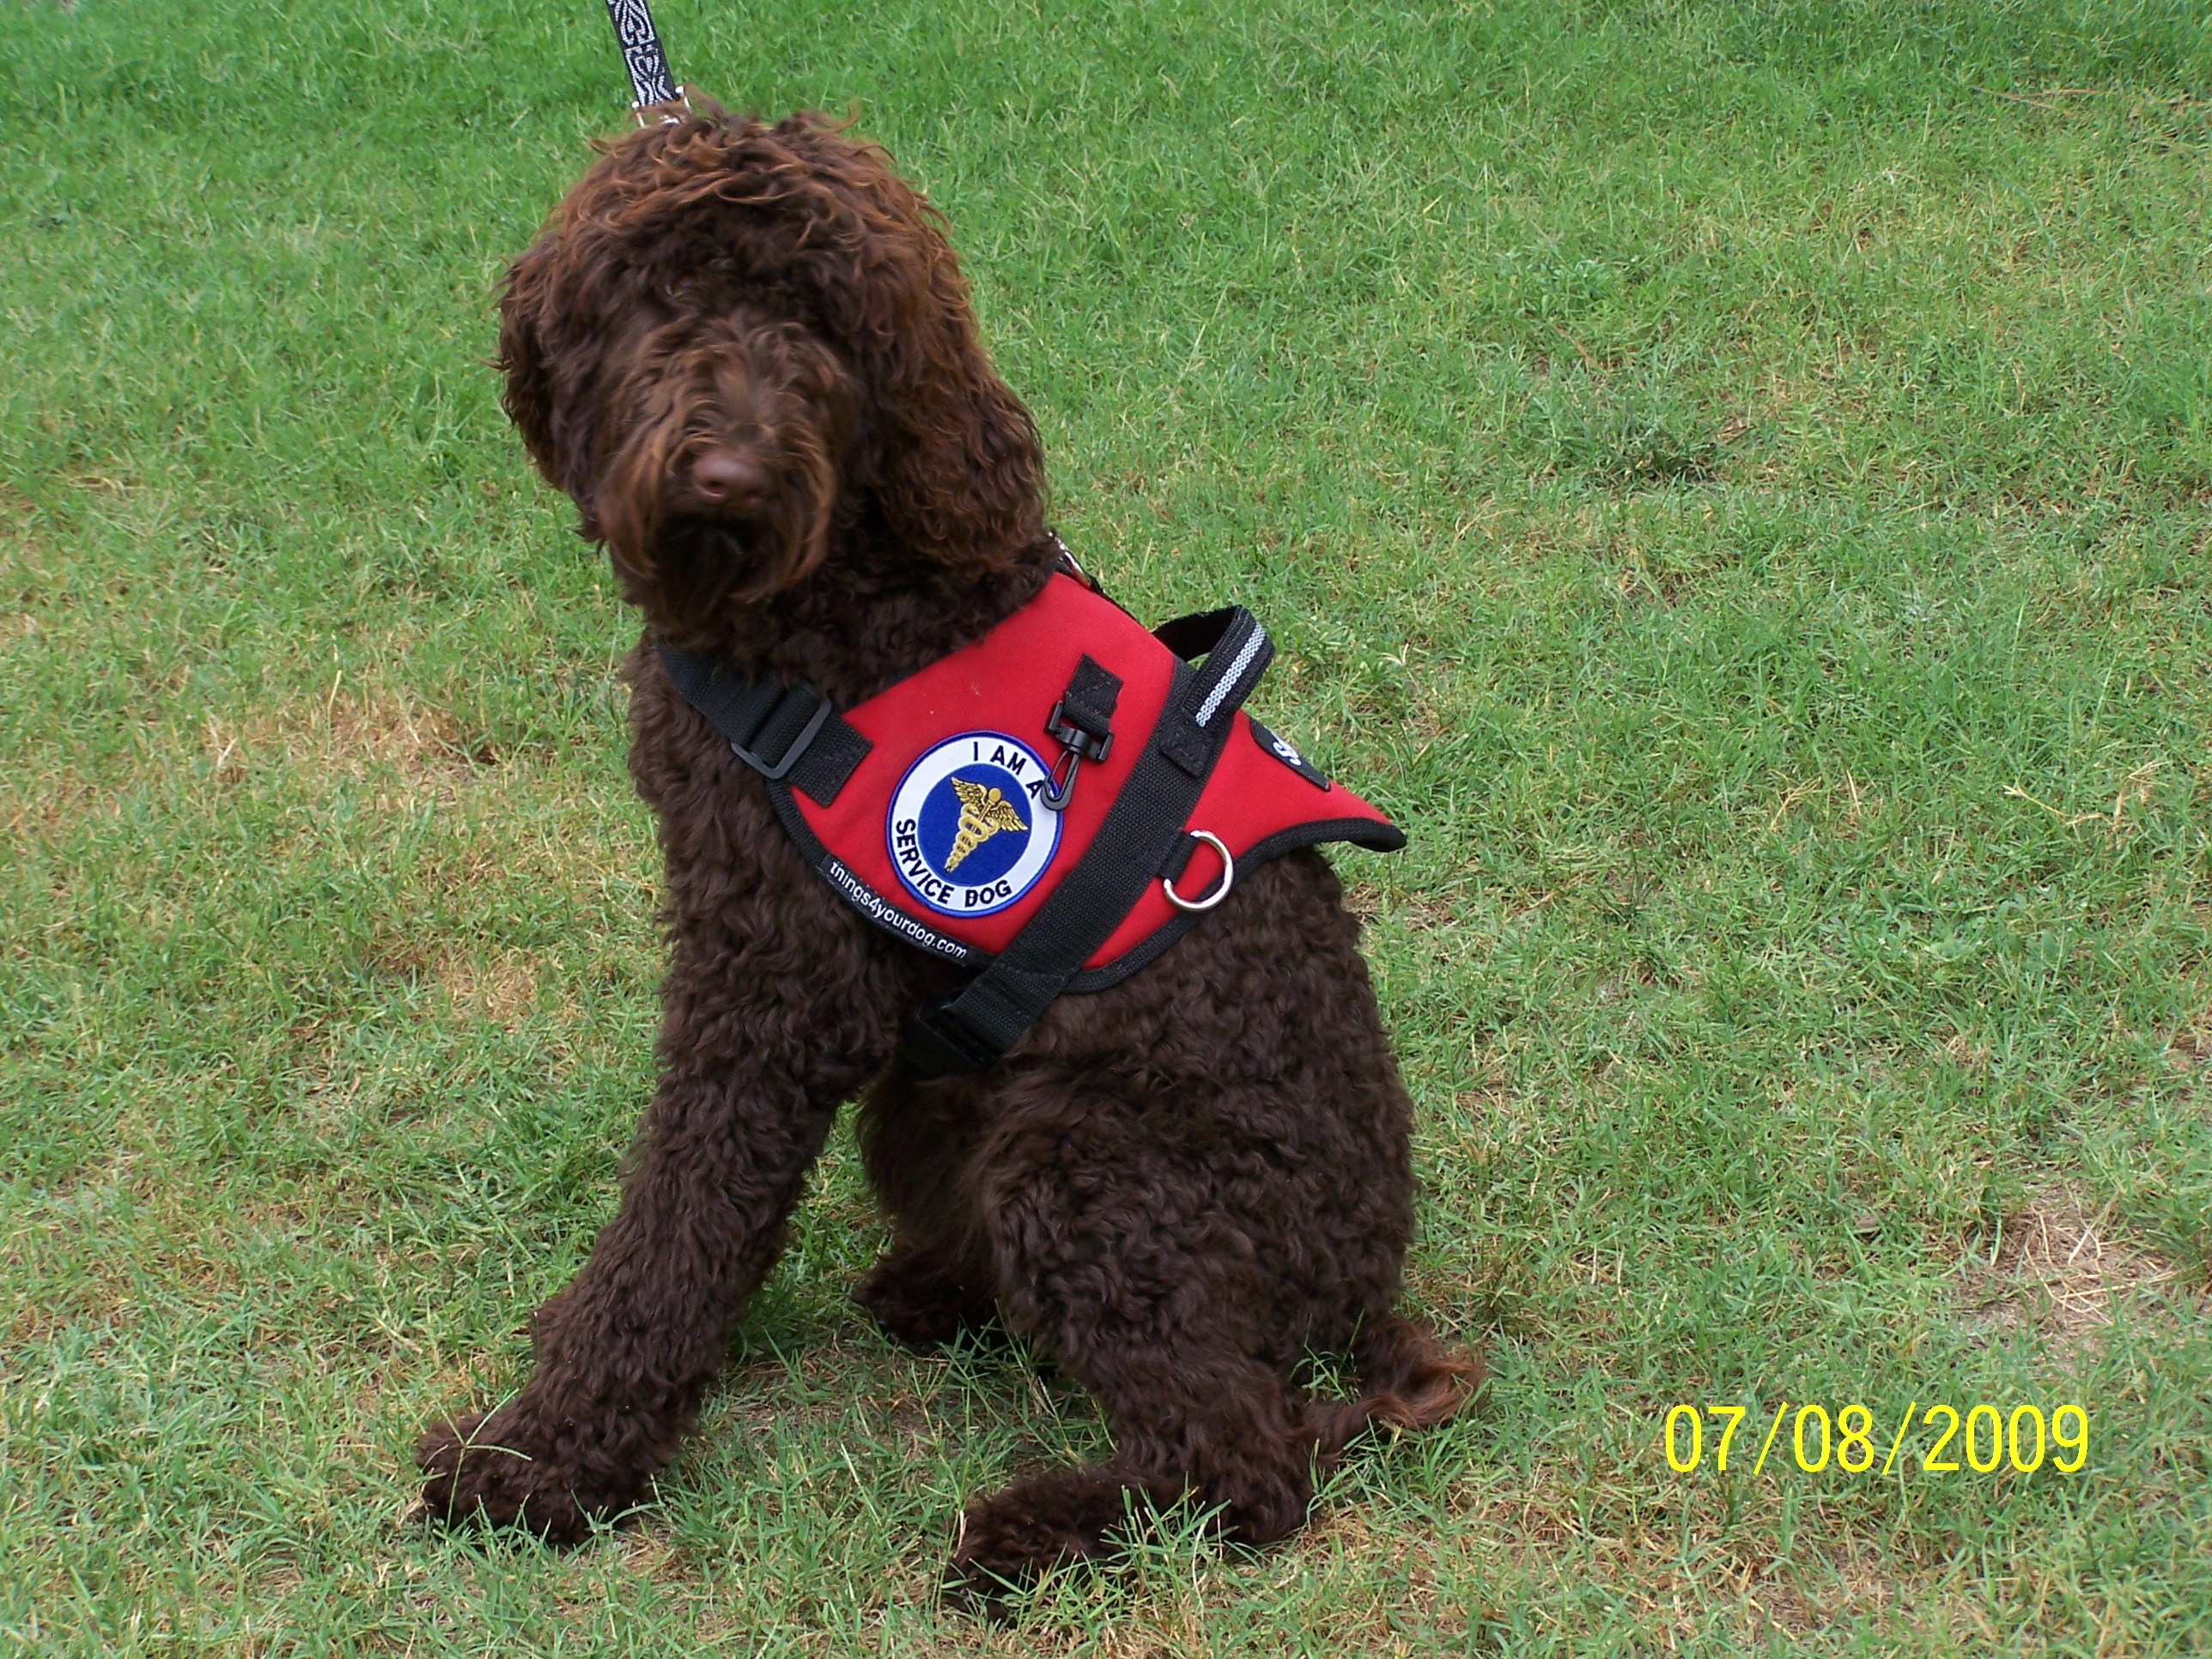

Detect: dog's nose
690,449,773,509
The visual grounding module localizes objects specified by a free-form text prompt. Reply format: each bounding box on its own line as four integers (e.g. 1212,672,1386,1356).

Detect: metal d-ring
1162,830,1234,913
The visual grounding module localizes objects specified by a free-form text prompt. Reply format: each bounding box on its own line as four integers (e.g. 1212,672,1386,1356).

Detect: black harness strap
656,643,872,806
899,607,1273,1074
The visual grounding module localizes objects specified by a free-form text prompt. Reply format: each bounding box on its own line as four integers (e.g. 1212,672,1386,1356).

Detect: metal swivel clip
1040,696,1113,811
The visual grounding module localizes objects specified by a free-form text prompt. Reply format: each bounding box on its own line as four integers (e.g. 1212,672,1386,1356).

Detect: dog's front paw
415,1410,597,1543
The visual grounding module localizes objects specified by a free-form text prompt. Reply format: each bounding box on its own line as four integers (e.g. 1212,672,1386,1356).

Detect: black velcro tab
1160,732,1212,777
787,719,870,806
1056,654,1121,743
1246,718,1333,791
744,684,830,774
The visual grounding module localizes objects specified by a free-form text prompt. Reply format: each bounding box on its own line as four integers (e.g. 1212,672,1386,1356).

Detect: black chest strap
899,605,1271,1074
655,643,872,806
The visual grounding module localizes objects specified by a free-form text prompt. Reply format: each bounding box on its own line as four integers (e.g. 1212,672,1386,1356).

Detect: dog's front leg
417,927,895,1541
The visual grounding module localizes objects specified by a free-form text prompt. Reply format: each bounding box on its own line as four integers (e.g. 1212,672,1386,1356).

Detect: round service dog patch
887,732,1063,917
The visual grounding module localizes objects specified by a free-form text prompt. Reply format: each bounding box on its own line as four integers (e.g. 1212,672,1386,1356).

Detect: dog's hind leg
947,1085,1369,1588
853,1242,1000,1352
953,1316,1485,1579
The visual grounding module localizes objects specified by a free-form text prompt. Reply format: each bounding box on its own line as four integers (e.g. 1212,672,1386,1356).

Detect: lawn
3,0,2210,1652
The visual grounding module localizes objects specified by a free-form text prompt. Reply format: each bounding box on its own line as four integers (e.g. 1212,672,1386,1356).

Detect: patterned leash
600,0,690,124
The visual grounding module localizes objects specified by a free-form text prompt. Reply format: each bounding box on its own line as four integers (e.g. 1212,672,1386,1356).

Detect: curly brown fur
417,101,1480,1577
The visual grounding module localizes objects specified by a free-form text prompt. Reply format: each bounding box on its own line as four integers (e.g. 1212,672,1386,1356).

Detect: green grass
4,0,2211,1651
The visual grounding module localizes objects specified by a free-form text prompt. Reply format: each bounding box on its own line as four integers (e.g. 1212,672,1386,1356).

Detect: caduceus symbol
945,777,1028,872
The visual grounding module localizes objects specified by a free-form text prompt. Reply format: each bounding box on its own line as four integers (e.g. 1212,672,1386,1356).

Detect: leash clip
1041,696,1113,811
634,85,694,127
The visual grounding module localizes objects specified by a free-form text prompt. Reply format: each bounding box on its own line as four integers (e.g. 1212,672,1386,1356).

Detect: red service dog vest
658,559,1403,1071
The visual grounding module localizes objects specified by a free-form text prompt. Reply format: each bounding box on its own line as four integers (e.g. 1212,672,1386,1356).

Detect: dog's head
497,106,1042,635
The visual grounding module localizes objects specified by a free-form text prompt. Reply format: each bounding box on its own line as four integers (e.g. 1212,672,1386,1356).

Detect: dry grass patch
2168,1007,2212,1066
0,769,103,840
434,950,542,1025
0,1164,351,1347
1957,1187,2186,1347
209,688,491,794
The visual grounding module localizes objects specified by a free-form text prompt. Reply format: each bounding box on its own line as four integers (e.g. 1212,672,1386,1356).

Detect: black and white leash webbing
601,0,685,122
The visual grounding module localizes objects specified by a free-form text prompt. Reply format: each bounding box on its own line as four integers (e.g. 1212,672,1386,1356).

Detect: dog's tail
1316,1315,1486,1459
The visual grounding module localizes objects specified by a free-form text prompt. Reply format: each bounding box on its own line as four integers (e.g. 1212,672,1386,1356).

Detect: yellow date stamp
1661,1401,2089,1477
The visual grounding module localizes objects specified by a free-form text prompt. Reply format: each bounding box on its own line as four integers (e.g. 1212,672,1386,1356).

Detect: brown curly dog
416,100,1480,1589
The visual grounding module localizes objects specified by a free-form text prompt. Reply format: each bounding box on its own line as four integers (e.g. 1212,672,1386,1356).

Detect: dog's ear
495,228,616,532
495,234,561,484
763,116,1045,574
